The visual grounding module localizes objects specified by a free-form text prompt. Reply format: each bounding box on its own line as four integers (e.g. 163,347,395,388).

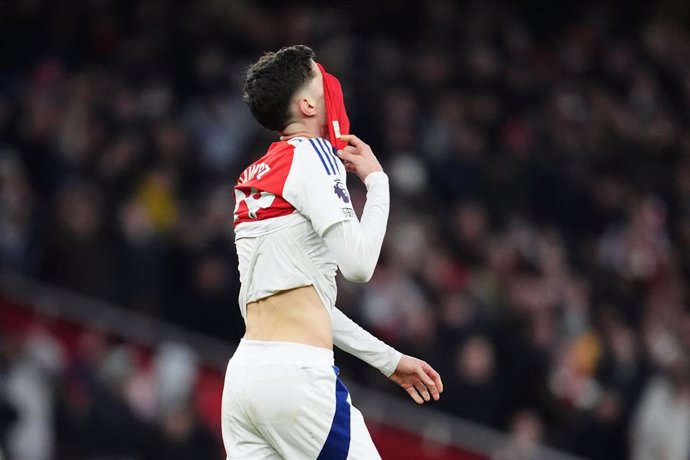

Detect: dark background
1,1,690,459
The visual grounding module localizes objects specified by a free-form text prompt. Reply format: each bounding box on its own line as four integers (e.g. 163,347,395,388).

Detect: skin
245,60,443,404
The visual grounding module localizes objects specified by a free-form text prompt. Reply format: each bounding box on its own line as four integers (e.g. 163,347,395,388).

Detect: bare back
244,285,333,349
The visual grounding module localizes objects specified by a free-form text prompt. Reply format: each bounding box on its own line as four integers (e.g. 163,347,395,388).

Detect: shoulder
292,137,343,176
236,141,296,189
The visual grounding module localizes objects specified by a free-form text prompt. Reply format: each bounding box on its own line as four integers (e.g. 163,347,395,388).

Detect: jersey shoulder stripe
315,138,334,173
316,138,340,174
307,138,335,175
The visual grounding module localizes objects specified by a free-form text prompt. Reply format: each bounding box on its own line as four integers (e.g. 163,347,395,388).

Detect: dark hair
243,45,316,131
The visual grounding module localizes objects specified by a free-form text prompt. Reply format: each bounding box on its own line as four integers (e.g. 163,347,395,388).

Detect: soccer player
222,45,443,459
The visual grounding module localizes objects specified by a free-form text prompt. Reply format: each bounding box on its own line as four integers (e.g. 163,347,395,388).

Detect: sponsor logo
342,208,355,218
333,179,350,203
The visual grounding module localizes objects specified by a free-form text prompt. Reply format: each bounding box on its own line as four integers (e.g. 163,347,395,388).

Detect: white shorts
221,339,381,460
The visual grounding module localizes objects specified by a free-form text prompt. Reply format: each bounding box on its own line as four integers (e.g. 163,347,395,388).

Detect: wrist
364,170,388,188
380,349,403,377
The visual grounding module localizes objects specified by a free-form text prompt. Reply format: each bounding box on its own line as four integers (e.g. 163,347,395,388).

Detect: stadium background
1,0,690,459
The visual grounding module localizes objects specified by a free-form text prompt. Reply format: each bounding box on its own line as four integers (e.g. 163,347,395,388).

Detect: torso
244,285,332,349
233,137,354,350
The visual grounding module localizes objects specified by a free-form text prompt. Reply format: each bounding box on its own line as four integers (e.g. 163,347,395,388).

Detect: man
223,45,443,459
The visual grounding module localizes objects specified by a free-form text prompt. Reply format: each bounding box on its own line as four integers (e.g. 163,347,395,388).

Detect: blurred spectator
116,198,165,313
445,335,503,428
493,410,545,460
74,344,153,457
153,342,199,416
40,181,118,302
630,360,690,460
598,196,672,285
568,389,628,460
0,401,17,460
0,326,64,460
0,154,37,274
47,329,220,459
147,402,219,460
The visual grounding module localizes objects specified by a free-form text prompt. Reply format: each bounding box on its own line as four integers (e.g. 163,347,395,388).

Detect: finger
414,381,431,402
425,364,444,395
337,149,357,163
405,385,424,405
339,134,367,149
416,366,439,401
336,146,358,160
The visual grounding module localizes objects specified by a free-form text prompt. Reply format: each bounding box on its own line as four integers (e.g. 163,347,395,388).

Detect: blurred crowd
0,319,219,459
1,1,690,459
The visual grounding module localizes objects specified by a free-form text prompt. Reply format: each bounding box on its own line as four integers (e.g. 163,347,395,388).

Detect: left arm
331,305,401,377
321,171,389,282
331,306,443,404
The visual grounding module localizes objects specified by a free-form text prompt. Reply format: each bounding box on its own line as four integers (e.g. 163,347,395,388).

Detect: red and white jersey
233,137,357,319
234,137,357,235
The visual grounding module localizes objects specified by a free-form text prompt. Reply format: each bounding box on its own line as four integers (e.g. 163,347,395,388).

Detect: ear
297,97,317,118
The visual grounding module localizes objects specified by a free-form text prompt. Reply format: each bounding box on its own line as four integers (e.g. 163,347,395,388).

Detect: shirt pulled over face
316,62,349,151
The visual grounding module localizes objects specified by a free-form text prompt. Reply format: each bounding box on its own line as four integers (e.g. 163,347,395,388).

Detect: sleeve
331,306,402,377
283,138,357,236
321,171,389,282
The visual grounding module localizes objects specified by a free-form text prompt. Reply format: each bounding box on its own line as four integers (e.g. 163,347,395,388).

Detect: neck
280,120,325,140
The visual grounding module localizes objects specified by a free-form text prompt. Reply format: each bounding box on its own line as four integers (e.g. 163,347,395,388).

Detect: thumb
337,149,358,163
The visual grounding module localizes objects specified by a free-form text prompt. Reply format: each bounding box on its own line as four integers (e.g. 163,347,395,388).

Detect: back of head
243,45,316,131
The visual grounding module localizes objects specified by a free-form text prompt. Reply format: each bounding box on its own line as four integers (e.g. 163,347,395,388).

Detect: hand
389,355,443,405
336,134,383,182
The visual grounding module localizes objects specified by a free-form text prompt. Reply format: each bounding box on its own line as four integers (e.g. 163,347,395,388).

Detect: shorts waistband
231,339,334,366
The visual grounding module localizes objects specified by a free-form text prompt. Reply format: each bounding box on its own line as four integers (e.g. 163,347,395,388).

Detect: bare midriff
244,285,333,350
